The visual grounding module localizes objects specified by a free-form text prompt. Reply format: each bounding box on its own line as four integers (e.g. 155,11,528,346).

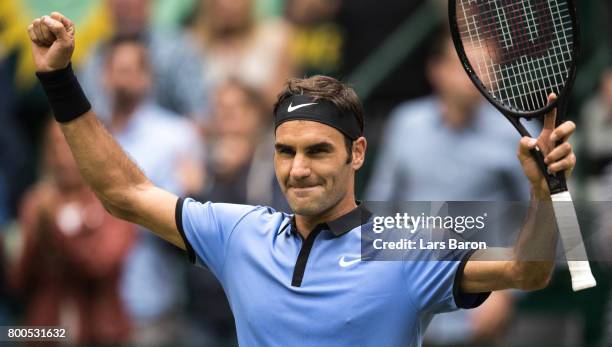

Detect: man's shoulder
229,204,289,229
209,201,285,218
387,96,440,129
184,199,288,229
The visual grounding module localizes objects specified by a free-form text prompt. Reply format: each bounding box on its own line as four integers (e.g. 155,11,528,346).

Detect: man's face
274,121,355,217
213,83,260,137
429,40,482,107
108,0,151,36
205,0,253,34
105,43,151,108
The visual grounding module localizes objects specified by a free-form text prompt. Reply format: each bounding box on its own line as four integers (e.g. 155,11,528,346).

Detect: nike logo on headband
288,102,318,112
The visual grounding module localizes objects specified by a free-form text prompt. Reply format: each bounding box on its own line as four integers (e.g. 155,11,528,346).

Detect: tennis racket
448,0,596,291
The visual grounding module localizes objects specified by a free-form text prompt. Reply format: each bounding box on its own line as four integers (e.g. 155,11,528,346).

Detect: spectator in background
189,0,295,107
285,0,343,76
202,79,288,210
581,68,612,188
8,121,135,346
366,29,532,346
101,35,205,346
80,0,209,121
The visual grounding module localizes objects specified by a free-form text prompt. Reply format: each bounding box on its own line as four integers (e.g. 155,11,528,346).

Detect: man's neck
440,97,478,130
294,197,357,239
111,101,141,132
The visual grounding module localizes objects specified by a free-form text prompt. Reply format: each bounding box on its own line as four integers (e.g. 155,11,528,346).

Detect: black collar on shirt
278,201,373,237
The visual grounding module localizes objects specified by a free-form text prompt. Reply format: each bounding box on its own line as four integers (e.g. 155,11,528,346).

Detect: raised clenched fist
28,12,75,72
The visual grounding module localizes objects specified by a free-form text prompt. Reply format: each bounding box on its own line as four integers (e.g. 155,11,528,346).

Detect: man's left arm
461,97,577,293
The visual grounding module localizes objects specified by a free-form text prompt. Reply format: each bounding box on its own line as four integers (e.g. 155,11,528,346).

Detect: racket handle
552,191,597,292
567,261,597,291
529,146,567,194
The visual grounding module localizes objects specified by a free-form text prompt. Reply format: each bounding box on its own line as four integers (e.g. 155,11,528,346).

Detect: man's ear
352,137,367,170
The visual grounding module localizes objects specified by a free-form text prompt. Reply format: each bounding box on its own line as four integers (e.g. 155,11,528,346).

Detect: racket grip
567,261,597,291
529,146,567,194
552,191,597,292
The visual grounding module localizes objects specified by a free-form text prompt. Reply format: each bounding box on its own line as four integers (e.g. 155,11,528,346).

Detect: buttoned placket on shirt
276,203,373,287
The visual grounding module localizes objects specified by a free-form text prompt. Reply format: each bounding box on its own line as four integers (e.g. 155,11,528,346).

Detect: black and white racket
449,0,596,291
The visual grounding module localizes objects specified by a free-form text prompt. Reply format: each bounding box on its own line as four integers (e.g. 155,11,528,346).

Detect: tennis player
29,13,577,346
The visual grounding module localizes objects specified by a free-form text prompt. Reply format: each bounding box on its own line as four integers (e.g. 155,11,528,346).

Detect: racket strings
456,0,574,112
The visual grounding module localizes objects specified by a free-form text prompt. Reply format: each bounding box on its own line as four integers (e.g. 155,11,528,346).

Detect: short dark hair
105,34,150,69
274,75,365,163
427,24,454,62
224,78,268,118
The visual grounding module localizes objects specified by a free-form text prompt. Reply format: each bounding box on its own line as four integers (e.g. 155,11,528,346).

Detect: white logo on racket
288,102,317,112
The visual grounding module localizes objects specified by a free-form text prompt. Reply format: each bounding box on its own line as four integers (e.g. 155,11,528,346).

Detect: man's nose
289,153,311,179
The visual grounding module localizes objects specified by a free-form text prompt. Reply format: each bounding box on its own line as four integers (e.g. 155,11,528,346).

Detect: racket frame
448,0,580,121
448,0,580,195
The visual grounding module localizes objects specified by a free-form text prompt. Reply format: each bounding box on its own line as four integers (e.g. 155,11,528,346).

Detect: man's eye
308,148,329,155
277,148,295,155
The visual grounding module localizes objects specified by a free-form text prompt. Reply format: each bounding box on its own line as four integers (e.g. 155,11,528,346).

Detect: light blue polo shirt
176,198,489,347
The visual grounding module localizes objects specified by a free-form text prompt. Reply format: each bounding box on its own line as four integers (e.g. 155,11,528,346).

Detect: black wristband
36,63,92,123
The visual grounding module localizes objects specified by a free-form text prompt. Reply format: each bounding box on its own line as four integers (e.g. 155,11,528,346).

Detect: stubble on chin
289,199,320,216
289,193,329,217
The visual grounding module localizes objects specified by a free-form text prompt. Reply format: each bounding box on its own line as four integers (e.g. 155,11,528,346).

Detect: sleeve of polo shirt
408,250,490,313
175,197,256,277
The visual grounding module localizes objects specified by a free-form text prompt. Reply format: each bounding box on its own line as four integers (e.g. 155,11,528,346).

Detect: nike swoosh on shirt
288,102,318,112
339,256,369,268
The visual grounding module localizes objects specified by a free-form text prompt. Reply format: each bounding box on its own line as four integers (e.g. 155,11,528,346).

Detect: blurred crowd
0,0,611,346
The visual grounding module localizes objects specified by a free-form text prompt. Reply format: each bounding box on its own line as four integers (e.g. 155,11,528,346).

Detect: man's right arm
29,13,185,250
61,113,185,249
